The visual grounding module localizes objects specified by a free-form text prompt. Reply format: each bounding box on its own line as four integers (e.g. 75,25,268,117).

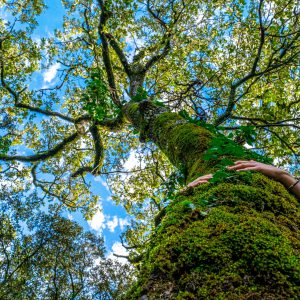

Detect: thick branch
71,124,104,177
0,132,79,162
142,38,171,73
97,0,122,108
15,102,75,122
105,33,132,76
90,124,104,174
95,113,125,131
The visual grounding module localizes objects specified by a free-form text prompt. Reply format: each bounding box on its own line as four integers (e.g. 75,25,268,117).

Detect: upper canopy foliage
0,0,299,266
1,0,299,211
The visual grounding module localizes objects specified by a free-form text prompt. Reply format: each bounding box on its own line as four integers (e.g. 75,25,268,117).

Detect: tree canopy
0,0,299,298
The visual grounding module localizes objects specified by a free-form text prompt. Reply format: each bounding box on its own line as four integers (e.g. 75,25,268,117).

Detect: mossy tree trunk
124,101,300,300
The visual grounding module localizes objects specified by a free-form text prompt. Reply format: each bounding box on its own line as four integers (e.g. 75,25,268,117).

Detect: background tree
0,0,300,298
0,187,134,299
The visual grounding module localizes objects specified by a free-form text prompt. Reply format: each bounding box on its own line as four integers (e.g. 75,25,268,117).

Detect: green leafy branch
131,87,148,102
82,70,120,121
179,110,272,183
0,137,11,154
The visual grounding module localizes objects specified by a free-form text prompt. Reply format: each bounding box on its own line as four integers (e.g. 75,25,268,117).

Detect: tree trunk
123,101,300,300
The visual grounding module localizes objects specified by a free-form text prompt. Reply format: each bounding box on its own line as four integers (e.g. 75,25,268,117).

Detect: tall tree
0,0,300,298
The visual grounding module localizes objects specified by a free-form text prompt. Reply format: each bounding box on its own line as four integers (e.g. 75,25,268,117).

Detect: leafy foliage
202,131,272,183
82,70,120,121
0,189,134,299
0,137,11,154
131,87,148,102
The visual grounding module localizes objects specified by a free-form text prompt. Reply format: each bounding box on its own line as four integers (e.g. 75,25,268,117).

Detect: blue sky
0,0,132,261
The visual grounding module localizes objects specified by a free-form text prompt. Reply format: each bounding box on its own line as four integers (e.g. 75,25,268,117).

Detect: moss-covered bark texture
124,102,300,299
128,173,300,299
124,101,213,182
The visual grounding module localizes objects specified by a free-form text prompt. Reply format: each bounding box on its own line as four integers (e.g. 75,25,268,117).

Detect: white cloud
107,242,129,264
58,157,65,167
94,177,110,191
112,242,128,255
106,216,119,232
43,62,60,83
0,8,9,24
105,216,130,232
16,162,25,171
106,196,112,202
0,179,13,189
244,143,253,149
123,150,145,171
87,205,105,232
67,213,73,221
88,204,130,233
33,36,42,46
119,217,130,230
125,33,145,62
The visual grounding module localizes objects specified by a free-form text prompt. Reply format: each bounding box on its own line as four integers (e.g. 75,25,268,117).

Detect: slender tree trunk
124,101,300,300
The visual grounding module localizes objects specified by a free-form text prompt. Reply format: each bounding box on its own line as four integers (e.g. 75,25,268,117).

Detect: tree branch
142,38,171,73
146,0,167,29
266,128,300,161
97,0,122,108
15,102,75,123
213,0,300,126
104,33,132,76
0,40,76,123
71,124,104,177
221,123,300,130
0,132,79,162
251,0,265,75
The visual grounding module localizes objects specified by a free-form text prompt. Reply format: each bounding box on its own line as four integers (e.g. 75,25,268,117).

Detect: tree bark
123,101,300,300
124,100,214,182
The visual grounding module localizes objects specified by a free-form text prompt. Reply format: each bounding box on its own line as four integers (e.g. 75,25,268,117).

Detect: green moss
122,105,300,299
124,172,300,300
124,102,140,125
152,112,213,177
